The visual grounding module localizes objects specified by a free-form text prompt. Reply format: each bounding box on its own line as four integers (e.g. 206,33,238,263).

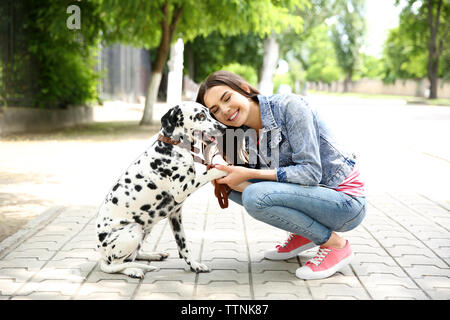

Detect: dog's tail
100,259,159,274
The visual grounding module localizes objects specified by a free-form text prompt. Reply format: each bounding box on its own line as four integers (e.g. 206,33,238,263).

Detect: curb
0,205,66,259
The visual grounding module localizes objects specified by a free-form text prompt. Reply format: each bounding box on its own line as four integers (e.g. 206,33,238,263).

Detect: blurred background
0,0,449,241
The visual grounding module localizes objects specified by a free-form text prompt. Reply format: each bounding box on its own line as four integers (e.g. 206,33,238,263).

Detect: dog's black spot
172,174,180,180
175,233,186,250
195,182,200,188
125,191,130,196
171,217,181,232
112,183,120,191
125,178,131,184
120,220,129,225
97,224,100,228
112,197,118,205
148,210,155,218
183,184,188,191
147,182,157,190
155,142,173,156
140,204,151,211
158,167,172,177
133,215,145,225
156,194,162,200
179,176,185,182
134,185,142,192
159,211,167,217
136,174,144,179
148,219,153,224
156,191,172,210
98,232,108,242
171,166,178,171
162,158,171,164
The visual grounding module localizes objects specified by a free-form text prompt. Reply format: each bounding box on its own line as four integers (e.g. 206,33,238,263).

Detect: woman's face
203,85,253,127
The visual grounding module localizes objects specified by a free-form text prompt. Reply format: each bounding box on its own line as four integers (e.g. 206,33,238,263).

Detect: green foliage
9,0,103,108
220,63,258,87
302,24,342,84
185,32,265,84
382,0,450,82
329,0,366,79
355,53,385,80
97,0,307,48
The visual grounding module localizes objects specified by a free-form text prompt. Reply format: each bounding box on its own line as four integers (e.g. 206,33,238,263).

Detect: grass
308,90,450,106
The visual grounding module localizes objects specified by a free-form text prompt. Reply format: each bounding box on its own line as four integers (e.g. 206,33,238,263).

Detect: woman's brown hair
196,70,260,107
196,70,260,166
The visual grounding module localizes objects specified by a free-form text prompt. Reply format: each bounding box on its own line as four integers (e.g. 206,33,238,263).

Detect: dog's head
160,102,226,145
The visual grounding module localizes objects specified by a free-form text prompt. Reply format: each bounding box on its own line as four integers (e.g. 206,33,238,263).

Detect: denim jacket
247,94,356,188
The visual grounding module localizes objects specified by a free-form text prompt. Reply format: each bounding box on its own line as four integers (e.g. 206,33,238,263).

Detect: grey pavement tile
142,268,196,284
0,279,24,296
134,281,195,299
75,280,138,299
16,279,81,296
195,281,251,299
253,281,311,299
197,269,249,285
10,292,72,300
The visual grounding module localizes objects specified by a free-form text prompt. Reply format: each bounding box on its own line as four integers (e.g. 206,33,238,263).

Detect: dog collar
157,134,205,165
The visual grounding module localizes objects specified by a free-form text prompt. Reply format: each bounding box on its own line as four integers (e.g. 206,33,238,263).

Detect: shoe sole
295,252,354,280
264,242,317,260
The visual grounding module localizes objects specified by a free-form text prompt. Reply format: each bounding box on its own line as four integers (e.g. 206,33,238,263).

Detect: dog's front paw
123,267,145,279
189,262,210,273
208,168,228,180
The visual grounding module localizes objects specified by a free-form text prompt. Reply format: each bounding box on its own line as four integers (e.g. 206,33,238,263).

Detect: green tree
329,0,366,92
382,26,428,83
97,0,306,125
184,32,265,85
303,24,342,85
390,0,449,99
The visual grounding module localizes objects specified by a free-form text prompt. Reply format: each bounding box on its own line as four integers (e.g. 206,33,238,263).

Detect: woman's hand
214,165,252,188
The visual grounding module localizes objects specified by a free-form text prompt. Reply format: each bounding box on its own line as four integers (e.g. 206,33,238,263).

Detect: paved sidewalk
0,180,449,300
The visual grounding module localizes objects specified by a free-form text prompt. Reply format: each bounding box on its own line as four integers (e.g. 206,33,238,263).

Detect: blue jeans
229,181,366,245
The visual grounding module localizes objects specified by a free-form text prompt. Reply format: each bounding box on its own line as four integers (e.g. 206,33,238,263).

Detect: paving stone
198,269,249,285
75,280,138,299
134,281,194,299
1,188,449,300
16,280,81,296
195,282,251,299
253,281,311,299
10,292,72,300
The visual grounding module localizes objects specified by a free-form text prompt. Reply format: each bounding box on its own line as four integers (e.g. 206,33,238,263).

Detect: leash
157,134,232,209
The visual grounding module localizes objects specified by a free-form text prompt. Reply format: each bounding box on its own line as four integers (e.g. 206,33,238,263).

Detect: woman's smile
228,109,239,122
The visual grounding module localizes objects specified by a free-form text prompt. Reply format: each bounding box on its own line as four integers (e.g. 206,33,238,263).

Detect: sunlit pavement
0,94,449,299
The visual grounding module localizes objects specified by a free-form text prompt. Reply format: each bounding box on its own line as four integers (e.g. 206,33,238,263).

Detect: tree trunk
343,72,352,93
258,34,279,95
426,0,442,99
140,2,183,125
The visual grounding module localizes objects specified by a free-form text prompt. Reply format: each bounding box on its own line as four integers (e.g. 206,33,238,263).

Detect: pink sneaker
295,240,354,280
264,234,317,260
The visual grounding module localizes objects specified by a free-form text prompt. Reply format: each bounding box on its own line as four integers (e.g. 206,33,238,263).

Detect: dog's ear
161,105,182,135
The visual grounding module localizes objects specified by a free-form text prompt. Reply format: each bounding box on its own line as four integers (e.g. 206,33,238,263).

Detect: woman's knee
242,182,272,214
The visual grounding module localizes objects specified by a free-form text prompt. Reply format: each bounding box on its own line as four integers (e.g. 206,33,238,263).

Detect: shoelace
307,247,332,266
276,233,295,249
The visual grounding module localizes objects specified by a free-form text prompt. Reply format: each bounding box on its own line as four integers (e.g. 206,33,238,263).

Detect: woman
196,70,366,280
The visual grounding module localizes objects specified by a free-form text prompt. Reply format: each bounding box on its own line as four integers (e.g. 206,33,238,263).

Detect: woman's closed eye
210,106,219,114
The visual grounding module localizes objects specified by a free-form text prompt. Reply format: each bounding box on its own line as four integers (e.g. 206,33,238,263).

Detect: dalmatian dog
96,102,228,279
